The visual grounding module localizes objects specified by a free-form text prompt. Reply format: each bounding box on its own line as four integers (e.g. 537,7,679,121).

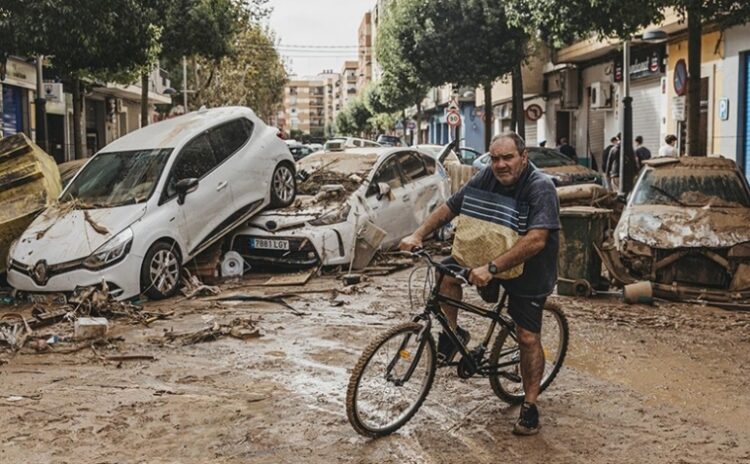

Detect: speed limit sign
446,110,461,127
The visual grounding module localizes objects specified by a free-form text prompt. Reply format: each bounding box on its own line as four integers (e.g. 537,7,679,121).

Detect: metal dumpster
557,206,611,296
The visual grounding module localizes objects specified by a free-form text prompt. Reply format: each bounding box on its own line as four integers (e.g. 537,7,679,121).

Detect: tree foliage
335,96,373,137
379,0,527,89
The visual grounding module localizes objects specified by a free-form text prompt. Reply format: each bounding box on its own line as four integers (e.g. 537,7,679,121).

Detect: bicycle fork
384,316,433,386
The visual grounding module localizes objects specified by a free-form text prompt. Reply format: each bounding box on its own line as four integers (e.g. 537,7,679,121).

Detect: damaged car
613,156,750,306
231,147,451,268
473,147,603,186
7,106,296,300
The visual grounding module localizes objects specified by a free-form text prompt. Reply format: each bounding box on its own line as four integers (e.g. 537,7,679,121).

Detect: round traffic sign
674,59,687,97
446,110,461,127
525,104,544,122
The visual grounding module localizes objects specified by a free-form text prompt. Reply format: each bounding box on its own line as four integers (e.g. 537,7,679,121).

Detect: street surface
2,263,750,463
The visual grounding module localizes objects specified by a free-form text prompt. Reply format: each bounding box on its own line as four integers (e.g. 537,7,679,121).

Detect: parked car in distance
8,106,296,301
307,143,323,152
324,137,380,151
288,143,314,161
376,134,403,147
613,156,750,305
473,147,603,186
230,146,451,268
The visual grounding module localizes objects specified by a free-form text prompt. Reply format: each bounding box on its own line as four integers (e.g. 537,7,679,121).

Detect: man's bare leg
517,326,544,404
438,275,462,329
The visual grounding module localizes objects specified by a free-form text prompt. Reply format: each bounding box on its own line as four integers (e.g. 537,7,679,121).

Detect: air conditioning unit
560,68,579,109
590,82,611,109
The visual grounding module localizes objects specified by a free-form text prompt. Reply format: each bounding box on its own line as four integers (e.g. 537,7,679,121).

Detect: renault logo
33,260,49,285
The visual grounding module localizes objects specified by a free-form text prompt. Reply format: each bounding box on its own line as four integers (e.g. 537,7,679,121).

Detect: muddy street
2,266,750,464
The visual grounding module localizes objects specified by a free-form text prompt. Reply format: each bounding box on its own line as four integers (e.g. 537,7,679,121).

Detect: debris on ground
217,294,305,316
0,313,33,351
74,317,109,340
158,318,261,346
181,272,221,299
263,268,316,286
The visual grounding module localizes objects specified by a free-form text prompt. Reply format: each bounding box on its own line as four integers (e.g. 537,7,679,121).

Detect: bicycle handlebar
403,248,470,284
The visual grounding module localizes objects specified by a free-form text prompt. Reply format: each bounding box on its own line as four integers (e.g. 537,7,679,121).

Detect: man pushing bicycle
399,132,561,435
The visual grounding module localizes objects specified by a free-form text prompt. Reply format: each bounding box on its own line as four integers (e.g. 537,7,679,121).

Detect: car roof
644,156,738,171
100,106,257,153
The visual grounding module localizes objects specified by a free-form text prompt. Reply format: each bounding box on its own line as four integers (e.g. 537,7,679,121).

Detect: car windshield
62,149,171,208
528,148,575,168
631,169,750,207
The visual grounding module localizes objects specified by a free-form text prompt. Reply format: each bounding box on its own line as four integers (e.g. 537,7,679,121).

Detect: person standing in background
556,137,578,163
634,136,651,170
658,135,678,157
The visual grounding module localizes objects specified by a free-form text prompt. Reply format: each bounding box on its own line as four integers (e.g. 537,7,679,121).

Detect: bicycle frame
389,257,522,383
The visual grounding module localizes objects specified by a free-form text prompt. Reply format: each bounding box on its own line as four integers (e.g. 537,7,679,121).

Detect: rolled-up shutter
631,79,661,154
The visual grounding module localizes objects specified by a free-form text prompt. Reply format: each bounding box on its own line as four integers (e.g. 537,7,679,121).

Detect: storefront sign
719,97,729,121
672,96,686,121
614,48,664,82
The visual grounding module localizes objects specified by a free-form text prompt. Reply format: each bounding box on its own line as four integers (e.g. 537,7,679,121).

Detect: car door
396,151,442,233
363,155,409,247
164,132,232,255
206,118,262,216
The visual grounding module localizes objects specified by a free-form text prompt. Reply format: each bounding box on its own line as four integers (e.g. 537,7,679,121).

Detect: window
368,157,403,196
353,139,363,147
166,134,217,198
397,152,428,182
421,154,437,175
208,118,254,163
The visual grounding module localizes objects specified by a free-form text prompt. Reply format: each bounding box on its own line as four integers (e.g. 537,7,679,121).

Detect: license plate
250,238,290,250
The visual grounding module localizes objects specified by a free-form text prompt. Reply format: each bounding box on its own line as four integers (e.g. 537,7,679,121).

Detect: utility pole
182,56,188,112
34,55,48,154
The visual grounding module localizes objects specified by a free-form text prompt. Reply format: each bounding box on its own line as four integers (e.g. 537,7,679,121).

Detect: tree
377,0,527,149
139,0,242,125
191,25,287,121
336,97,373,137
1,0,162,157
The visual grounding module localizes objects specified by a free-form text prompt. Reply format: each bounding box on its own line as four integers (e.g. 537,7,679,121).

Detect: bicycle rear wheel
346,322,436,437
488,301,569,404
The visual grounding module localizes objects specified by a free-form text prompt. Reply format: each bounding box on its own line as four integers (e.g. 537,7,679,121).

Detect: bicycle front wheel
346,322,436,437
488,301,569,404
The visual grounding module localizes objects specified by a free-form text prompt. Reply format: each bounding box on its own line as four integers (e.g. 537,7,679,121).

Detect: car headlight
308,204,351,226
83,228,133,269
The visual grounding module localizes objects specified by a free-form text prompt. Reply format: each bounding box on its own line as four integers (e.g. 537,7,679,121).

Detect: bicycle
345,249,569,438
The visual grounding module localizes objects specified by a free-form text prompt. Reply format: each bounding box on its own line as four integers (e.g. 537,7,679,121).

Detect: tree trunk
687,3,702,155
512,63,525,139
72,78,85,159
402,110,408,141
141,70,149,128
415,101,422,144
483,82,493,151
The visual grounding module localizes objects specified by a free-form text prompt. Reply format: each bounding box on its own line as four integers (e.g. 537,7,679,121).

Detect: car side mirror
376,182,391,201
175,178,199,205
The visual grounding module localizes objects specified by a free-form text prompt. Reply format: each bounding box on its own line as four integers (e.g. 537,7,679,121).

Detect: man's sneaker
512,402,540,436
437,326,471,363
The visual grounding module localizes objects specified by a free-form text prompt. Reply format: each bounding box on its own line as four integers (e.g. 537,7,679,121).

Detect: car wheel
140,241,182,300
270,162,296,208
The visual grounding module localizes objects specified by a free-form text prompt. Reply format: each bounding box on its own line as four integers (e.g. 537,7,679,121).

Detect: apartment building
340,60,359,111
357,12,373,94
283,78,326,137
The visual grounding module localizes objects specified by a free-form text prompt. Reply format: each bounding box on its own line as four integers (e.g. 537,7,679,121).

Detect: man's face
489,138,528,187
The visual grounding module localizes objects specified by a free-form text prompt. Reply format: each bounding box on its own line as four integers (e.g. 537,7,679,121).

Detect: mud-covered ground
2,265,750,464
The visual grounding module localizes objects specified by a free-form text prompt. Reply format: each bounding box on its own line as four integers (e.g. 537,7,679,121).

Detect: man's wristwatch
488,262,498,274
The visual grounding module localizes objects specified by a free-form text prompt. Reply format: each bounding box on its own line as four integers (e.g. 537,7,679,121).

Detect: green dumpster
557,206,611,296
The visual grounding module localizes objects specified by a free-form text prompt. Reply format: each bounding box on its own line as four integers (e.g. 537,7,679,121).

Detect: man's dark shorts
440,257,545,333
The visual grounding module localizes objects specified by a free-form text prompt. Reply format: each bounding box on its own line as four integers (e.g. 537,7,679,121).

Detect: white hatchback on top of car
8,106,296,301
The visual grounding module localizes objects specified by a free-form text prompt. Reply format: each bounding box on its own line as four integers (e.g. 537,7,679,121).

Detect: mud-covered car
613,156,750,305
473,147,603,186
8,106,296,300
231,147,451,268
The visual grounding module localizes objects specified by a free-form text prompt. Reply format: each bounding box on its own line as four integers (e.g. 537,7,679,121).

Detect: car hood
13,203,147,265
249,195,348,232
617,205,750,248
541,165,600,184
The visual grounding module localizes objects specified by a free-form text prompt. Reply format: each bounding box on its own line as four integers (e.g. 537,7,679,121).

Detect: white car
230,147,451,268
8,106,296,300
323,137,380,151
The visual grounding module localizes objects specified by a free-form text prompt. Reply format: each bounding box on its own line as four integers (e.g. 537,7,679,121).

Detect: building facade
357,12,373,94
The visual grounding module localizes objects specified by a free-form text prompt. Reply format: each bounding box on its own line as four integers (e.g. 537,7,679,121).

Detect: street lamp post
619,29,668,196
34,55,48,154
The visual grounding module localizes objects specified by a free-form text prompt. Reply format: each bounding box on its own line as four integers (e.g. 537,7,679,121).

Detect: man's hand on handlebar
469,265,493,287
399,234,423,252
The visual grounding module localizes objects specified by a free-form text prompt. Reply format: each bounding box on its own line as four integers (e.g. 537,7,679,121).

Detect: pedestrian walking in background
658,134,678,157
557,137,578,163
605,138,621,192
634,135,651,170
602,136,619,176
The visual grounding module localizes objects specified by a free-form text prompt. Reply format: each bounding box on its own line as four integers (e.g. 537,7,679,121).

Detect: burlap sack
451,214,524,279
